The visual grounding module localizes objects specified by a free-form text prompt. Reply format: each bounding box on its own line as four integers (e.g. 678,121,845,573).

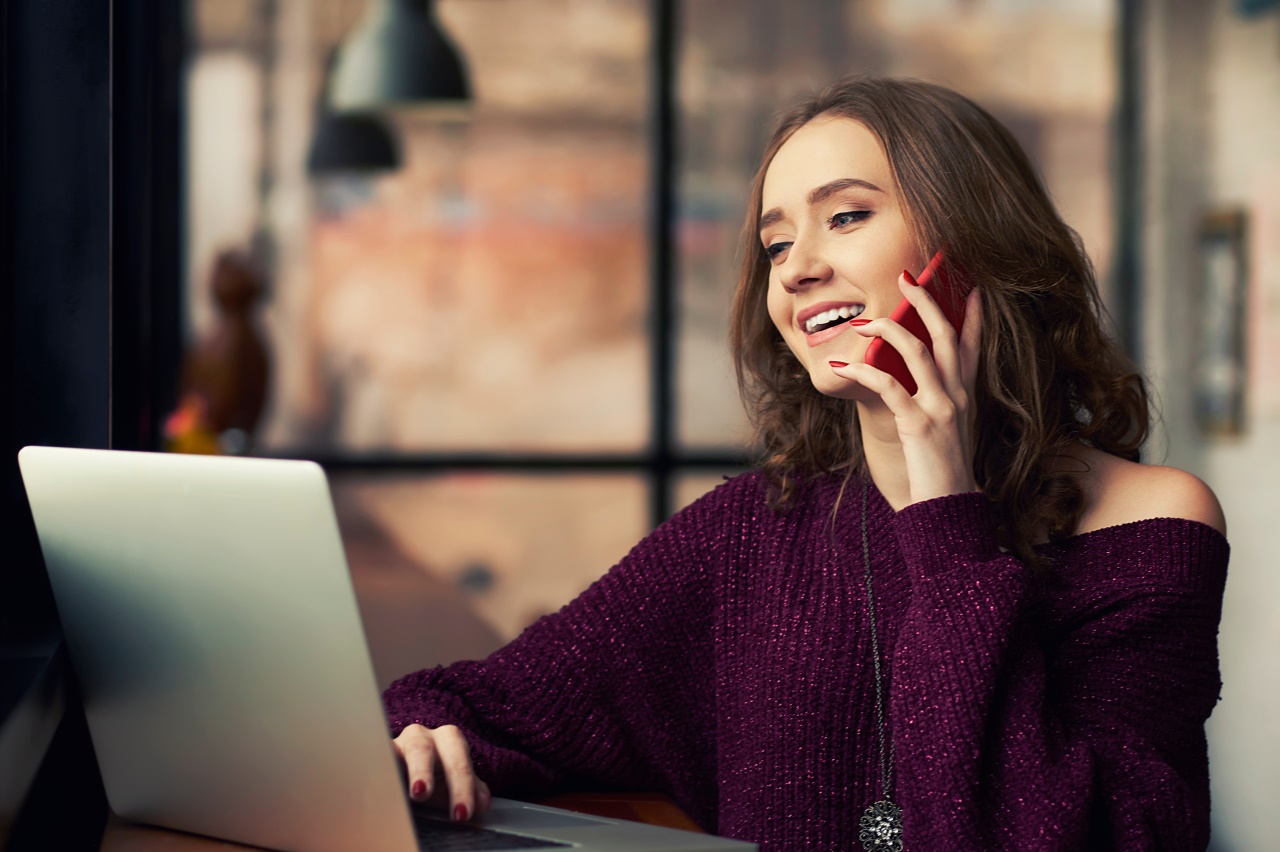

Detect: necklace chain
861,478,894,796
858,478,904,852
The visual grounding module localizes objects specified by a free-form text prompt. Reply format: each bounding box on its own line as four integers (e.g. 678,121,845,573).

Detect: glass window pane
676,0,1117,450
185,0,651,456
331,472,649,688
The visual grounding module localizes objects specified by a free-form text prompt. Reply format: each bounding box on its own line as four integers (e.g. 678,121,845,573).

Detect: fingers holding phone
856,271,952,402
879,267,980,403
860,250,972,395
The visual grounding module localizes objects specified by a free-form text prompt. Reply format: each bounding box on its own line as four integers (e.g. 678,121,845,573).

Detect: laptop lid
19,447,755,852
20,446,420,851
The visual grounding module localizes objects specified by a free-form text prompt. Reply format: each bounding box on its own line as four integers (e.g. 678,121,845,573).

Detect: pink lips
805,317,871,348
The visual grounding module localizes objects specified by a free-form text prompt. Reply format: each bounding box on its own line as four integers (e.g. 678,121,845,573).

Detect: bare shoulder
1068,446,1227,537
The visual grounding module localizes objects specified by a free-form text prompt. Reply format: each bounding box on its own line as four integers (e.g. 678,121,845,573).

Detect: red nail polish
411,780,426,797
454,804,469,822
828,360,848,368
903,269,919,286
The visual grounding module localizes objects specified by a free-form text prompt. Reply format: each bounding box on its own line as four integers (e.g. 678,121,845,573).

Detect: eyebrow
758,178,885,232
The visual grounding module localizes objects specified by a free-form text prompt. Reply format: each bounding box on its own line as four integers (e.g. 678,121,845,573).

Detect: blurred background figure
166,250,271,455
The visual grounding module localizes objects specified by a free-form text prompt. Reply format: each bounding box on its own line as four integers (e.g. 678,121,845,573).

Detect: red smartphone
865,245,972,391
863,250,973,395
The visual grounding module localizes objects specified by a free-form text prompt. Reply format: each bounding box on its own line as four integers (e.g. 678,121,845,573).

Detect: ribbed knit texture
384,471,1229,851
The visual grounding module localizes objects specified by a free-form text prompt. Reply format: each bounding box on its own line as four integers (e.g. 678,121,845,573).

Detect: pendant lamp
328,0,471,114
307,51,401,175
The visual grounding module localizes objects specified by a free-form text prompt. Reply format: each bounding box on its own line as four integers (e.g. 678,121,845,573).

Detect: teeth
805,305,864,333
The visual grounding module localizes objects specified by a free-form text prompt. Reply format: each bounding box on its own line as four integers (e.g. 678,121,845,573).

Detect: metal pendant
859,799,903,851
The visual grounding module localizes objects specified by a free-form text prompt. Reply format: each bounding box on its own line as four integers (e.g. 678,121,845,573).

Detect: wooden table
100,792,704,849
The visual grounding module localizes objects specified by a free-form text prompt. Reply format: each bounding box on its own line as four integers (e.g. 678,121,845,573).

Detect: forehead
761,116,891,206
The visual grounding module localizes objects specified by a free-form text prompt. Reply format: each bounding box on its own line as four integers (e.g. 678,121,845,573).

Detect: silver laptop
18,446,755,852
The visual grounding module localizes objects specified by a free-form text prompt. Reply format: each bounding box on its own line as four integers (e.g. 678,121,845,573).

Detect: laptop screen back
19,447,419,852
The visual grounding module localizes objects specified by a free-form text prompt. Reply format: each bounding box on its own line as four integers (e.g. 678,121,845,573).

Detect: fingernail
411,780,426,798
828,360,848,368
454,804,469,822
902,269,919,286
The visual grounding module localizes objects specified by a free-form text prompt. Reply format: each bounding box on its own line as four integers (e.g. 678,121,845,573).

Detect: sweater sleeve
382,476,741,821
889,492,1229,851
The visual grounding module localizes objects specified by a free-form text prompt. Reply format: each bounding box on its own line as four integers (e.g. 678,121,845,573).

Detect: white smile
804,305,865,334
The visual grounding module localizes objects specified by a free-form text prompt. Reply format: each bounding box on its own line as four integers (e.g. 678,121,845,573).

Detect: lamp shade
329,0,471,113
307,111,401,175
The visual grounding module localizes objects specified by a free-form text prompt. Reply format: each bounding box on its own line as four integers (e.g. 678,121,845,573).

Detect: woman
384,77,1228,851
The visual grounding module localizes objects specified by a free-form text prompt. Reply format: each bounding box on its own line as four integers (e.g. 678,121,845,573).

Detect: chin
808,369,871,402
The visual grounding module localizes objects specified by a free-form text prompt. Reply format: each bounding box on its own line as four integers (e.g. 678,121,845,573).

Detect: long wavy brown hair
729,76,1149,569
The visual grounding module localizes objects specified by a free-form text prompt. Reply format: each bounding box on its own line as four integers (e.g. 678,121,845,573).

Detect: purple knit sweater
383,471,1229,851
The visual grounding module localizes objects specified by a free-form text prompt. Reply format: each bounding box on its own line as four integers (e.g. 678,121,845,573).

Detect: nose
777,240,833,294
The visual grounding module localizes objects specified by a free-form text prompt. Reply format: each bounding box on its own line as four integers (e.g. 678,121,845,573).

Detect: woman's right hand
394,724,492,822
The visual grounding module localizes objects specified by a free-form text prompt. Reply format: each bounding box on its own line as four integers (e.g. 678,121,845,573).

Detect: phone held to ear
863,249,974,395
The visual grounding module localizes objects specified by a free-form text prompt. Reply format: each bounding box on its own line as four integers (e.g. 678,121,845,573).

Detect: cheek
765,280,789,336
765,284,802,356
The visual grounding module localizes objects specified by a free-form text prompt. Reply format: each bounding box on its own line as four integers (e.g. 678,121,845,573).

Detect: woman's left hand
831,272,984,505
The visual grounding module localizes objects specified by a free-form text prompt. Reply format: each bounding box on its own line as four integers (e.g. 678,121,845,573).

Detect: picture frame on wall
1193,208,1250,437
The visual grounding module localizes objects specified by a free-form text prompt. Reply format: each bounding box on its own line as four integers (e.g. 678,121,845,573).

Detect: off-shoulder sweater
383,471,1229,851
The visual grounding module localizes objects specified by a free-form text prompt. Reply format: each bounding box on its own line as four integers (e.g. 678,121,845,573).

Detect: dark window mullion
648,0,678,528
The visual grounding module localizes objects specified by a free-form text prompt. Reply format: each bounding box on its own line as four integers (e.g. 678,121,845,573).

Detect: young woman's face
760,115,926,400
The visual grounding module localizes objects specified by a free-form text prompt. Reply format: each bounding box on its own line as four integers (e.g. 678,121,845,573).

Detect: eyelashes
762,209,873,262
827,210,871,228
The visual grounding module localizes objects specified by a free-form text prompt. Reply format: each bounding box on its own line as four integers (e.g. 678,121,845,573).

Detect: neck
855,398,911,511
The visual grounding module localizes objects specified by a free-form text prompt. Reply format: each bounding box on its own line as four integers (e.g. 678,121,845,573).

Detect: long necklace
858,478,904,852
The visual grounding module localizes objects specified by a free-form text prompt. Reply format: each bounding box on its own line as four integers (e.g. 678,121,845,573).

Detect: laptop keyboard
412,813,572,850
